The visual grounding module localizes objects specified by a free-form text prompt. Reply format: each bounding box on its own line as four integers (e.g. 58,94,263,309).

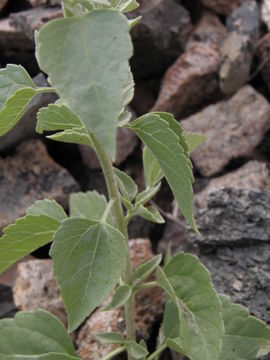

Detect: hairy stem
91,133,135,359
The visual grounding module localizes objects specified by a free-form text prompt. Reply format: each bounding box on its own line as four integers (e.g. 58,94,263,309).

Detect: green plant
0,1,270,359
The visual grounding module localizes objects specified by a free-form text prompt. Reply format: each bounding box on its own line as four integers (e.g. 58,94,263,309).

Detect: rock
9,7,62,41
186,11,227,50
13,259,67,325
0,0,8,14
182,86,270,176
262,0,270,31
0,284,17,319
219,0,259,94
195,188,270,246
0,139,79,230
27,0,61,6
0,255,34,287
79,127,138,169
76,238,164,360
129,0,192,79
257,33,270,93
152,42,221,119
195,161,270,208
201,0,246,15
0,73,57,153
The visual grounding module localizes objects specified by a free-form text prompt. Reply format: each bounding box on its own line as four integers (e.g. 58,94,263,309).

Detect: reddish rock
257,32,270,93
151,42,221,119
187,11,227,50
201,0,246,15
182,86,270,177
0,139,79,230
79,127,138,169
195,161,270,208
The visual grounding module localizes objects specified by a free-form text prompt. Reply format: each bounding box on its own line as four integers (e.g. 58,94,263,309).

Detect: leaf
143,147,164,188
104,285,131,311
136,205,165,224
134,254,162,285
69,191,113,224
96,332,125,344
163,298,180,340
119,0,139,12
48,127,92,146
135,183,161,207
50,218,128,332
126,340,149,359
157,254,224,360
0,354,79,360
219,295,270,360
36,10,133,159
26,199,67,221
183,132,207,155
128,113,197,232
114,167,138,201
0,215,60,274
0,310,77,358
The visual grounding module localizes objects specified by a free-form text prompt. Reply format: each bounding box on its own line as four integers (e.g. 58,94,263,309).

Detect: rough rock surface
201,0,246,15
186,11,227,50
195,188,270,246
257,32,270,93
0,285,17,319
130,0,192,79
219,0,259,94
0,139,79,230
152,42,220,119
182,85,270,176
195,161,270,208
79,127,138,169
0,73,57,153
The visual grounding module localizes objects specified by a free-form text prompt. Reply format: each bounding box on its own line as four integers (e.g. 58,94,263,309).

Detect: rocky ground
1,0,270,359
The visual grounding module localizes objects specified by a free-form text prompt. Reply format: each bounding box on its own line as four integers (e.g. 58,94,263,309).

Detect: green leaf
135,183,161,207
119,0,139,12
128,113,197,232
96,332,125,345
114,167,138,201
0,215,60,274
36,10,133,159
48,127,92,146
219,295,270,360
50,218,128,332
104,285,131,311
143,147,164,188
0,354,79,360
163,298,180,340
136,205,165,224
0,310,77,358
183,132,207,155
26,199,67,221
126,340,149,359
157,254,224,360
134,254,162,285
69,191,113,224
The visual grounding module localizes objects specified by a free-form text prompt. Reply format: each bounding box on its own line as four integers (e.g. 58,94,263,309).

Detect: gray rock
195,188,270,246
219,0,259,94
201,0,246,15
152,42,221,119
0,139,79,231
182,86,270,177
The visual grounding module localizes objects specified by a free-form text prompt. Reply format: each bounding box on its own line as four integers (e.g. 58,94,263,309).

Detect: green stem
147,343,167,360
91,133,135,359
101,346,126,360
133,281,158,292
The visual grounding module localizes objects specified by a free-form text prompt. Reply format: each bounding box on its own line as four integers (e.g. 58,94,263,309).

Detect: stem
133,281,158,292
101,346,126,360
147,343,167,360
91,133,135,359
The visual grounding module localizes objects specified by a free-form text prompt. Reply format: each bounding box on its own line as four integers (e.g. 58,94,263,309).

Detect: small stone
152,42,221,119
79,127,138,169
0,139,79,230
186,11,227,50
219,0,259,94
182,86,270,177
195,188,270,246
201,0,246,15
257,33,270,93
195,161,270,208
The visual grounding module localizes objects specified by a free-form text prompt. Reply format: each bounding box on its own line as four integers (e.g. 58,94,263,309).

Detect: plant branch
147,343,167,360
133,281,158,292
101,346,126,360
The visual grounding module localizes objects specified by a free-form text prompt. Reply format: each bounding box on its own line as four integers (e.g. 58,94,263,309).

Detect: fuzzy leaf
26,199,67,221
136,205,164,224
135,183,161,207
134,254,162,285
96,332,125,344
36,10,133,158
143,147,164,188
157,254,224,360
69,191,113,224
219,295,270,360
183,132,207,154
48,127,92,146
50,218,128,332
128,113,197,232
114,167,138,201
0,215,60,274
104,285,131,311
126,341,149,359
0,310,77,358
